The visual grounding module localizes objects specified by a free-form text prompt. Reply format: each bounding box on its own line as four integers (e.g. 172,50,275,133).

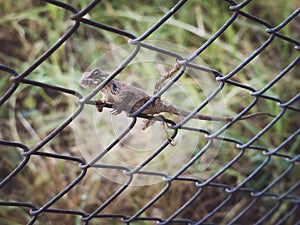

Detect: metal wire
1,0,299,224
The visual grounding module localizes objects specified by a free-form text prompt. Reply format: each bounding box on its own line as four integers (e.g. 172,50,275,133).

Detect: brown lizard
80,69,273,129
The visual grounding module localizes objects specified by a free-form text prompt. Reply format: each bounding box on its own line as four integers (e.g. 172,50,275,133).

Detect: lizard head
80,69,109,88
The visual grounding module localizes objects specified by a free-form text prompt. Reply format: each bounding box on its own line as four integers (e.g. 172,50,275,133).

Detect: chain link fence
1,0,299,224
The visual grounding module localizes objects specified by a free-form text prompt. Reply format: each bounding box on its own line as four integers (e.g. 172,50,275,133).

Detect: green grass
0,1,299,224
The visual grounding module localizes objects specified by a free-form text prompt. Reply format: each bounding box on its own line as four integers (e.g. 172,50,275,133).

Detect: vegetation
0,0,299,224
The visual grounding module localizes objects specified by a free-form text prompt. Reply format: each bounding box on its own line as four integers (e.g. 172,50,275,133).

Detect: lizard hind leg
144,114,176,146
141,118,156,130
140,114,166,130
140,115,175,145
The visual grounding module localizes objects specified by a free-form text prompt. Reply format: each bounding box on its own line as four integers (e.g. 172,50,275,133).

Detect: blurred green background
0,1,299,224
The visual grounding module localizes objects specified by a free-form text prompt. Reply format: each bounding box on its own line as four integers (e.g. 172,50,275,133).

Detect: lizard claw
110,108,122,115
166,135,175,146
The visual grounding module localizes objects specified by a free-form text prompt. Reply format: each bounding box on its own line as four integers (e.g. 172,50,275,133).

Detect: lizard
80,68,273,130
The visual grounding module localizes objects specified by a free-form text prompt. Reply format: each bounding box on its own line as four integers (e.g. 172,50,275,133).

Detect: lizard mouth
80,78,100,88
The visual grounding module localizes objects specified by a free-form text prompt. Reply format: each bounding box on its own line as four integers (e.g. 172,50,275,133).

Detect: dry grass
0,1,299,224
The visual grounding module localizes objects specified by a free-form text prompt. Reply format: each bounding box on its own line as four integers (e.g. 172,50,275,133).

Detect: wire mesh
1,0,299,224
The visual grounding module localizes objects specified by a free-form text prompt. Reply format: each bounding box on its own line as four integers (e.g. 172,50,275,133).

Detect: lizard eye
92,69,107,80
92,69,100,78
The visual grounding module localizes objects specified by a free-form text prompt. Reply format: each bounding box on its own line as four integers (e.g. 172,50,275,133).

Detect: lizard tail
164,102,274,121
194,111,274,121
159,101,274,121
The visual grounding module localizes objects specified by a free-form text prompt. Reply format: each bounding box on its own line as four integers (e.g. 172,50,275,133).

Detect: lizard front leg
95,100,107,112
111,92,135,115
96,92,114,112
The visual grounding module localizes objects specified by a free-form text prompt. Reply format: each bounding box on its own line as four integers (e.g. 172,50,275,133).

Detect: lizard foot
151,115,176,146
162,121,176,146
96,100,106,112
